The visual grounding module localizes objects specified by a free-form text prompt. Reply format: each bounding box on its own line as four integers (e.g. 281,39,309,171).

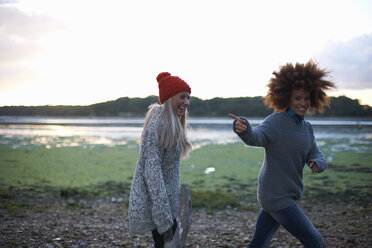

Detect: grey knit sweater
235,111,327,212
129,108,180,234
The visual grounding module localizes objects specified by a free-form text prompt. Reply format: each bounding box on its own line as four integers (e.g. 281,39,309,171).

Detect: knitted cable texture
157,72,191,104
129,107,180,234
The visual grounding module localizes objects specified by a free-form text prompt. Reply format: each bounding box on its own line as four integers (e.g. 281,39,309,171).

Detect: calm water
1,116,371,152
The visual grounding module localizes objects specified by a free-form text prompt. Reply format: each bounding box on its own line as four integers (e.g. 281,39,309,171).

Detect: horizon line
0,94,369,108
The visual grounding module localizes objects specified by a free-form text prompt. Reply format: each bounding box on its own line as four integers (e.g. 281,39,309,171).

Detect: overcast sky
1,0,372,106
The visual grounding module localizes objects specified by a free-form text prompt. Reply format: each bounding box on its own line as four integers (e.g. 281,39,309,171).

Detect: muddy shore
1,193,371,248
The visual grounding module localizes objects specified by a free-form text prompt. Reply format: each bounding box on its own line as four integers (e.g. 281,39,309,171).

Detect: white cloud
315,33,372,89
0,6,63,39
1,1,372,106
0,6,64,89
0,0,17,4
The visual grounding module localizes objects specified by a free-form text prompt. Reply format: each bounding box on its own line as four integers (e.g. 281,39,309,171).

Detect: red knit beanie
156,72,191,104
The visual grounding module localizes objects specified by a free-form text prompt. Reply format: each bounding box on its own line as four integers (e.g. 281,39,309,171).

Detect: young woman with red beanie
229,60,335,247
129,72,192,248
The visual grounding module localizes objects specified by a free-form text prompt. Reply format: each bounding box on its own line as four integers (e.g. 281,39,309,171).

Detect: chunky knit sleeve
306,122,327,173
233,114,276,148
141,124,174,234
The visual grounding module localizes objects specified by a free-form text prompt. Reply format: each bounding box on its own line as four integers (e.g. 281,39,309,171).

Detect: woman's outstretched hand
228,113,247,133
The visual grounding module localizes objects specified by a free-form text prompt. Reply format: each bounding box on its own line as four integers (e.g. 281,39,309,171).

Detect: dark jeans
248,204,323,248
152,219,178,248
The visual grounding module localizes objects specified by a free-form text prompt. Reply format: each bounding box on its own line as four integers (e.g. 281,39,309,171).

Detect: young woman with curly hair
229,60,335,247
129,72,192,248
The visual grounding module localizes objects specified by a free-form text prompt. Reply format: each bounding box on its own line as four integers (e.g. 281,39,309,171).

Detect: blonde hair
142,97,191,158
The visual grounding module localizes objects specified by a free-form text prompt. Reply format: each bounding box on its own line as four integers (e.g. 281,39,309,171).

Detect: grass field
1,138,371,208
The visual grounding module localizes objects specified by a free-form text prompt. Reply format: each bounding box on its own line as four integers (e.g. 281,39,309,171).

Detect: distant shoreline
1,95,371,117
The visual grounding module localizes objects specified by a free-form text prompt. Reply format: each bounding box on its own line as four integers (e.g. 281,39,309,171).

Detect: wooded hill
0,95,371,117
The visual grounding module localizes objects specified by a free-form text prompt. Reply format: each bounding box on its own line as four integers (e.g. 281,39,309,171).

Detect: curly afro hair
264,60,336,113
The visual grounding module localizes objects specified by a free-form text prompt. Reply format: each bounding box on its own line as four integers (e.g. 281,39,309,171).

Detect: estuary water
0,116,371,152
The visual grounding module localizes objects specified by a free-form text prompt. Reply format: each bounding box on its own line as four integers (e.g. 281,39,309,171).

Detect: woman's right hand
308,161,319,173
228,113,247,133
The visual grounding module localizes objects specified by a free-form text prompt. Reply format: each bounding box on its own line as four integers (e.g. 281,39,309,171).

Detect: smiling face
171,91,190,117
289,88,311,118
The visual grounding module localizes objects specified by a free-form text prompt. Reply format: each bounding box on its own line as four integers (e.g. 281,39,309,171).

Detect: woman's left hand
309,161,318,173
163,227,174,243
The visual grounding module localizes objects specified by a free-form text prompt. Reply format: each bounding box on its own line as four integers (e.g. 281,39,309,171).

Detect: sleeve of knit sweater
233,115,274,148
142,127,174,234
306,123,327,173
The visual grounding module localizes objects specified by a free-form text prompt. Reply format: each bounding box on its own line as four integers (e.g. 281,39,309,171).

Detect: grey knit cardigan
129,108,180,234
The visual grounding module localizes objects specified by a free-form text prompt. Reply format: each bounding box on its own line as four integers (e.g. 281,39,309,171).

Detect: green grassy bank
1,141,371,209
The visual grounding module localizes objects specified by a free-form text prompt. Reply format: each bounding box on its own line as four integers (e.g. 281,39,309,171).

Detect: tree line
0,95,371,117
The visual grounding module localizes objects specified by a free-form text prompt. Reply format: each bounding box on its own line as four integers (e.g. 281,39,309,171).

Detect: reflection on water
0,116,371,153
1,116,372,126
0,124,143,139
